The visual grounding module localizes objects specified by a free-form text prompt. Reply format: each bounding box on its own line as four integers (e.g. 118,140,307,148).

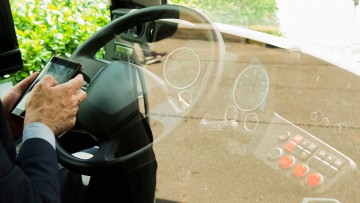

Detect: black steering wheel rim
57,4,225,175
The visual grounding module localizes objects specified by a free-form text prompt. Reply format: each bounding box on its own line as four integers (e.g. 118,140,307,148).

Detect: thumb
13,72,39,94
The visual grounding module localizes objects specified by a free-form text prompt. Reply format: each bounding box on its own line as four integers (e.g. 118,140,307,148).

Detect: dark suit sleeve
0,102,60,203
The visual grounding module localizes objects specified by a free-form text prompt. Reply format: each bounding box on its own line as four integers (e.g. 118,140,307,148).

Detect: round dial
233,65,269,111
163,47,201,89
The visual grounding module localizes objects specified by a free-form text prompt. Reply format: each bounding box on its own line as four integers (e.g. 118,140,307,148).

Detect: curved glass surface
62,3,360,202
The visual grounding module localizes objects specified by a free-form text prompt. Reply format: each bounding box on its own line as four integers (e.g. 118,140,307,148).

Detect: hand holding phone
23,74,87,135
12,56,82,118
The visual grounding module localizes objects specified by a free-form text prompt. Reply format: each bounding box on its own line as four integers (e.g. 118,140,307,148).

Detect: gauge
244,112,259,131
163,47,201,89
233,65,269,111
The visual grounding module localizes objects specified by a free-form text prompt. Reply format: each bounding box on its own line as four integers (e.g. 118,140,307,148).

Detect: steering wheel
56,4,225,175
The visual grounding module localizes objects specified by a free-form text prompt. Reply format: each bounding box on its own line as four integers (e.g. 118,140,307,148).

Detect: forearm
0,123,60,203
0,138,60,203
16,138,60,203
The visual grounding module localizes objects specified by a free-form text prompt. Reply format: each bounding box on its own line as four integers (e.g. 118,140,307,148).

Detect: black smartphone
11,55,82,118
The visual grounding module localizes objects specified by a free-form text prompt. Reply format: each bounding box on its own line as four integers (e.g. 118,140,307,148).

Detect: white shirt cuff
22,122,55,149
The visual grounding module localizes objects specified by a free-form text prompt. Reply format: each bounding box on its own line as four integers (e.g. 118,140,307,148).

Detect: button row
315,149,346,169
308,156,338,178
278,154,323,187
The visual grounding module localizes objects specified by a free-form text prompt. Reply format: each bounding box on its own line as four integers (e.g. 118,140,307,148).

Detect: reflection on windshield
103,20,360,200
83,4,360,202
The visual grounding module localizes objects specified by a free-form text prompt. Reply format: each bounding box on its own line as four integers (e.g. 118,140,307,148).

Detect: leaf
10,0,111,82
20,71,30,78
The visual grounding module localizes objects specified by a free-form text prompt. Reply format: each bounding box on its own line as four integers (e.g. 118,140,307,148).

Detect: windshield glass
4,1,360,202
147,1,360,202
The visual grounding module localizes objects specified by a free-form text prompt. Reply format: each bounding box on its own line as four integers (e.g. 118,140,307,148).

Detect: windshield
4,1,360,202
148,1,360,202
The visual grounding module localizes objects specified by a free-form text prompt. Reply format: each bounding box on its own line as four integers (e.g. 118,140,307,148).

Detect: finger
63,74,84,91
71,90,87,110
71,104,79,115
39,75,58,87
13,72,40,94
76,89,87,104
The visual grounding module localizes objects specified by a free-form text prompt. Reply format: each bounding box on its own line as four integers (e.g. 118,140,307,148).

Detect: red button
293,164,309,177
307,173,323,187
284,141,296,152
279,155,295,169
291,134,304,144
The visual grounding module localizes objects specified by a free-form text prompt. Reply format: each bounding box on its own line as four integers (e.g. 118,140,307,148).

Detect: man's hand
1,72,39,138
24,74,87,136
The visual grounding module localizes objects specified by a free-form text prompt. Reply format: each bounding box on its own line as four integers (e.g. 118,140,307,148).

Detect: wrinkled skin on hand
1,72,39,138
24,74,87,136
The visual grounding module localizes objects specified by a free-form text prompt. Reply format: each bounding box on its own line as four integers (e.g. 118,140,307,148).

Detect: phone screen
12,56,82,117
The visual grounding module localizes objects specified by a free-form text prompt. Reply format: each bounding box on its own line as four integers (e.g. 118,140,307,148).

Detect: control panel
103,8,178,64
253,113,357,193
103,8,139,64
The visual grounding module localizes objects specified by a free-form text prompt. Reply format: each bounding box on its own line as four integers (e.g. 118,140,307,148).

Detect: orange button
279,155,295,169
307,173,323,187
293,164,309,177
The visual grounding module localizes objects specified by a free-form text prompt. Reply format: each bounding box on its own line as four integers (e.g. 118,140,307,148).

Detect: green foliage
4,0,277,82
7,0,110,82
169,0,278,27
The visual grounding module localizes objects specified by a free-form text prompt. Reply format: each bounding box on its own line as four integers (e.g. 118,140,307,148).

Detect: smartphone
11,55,82,118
